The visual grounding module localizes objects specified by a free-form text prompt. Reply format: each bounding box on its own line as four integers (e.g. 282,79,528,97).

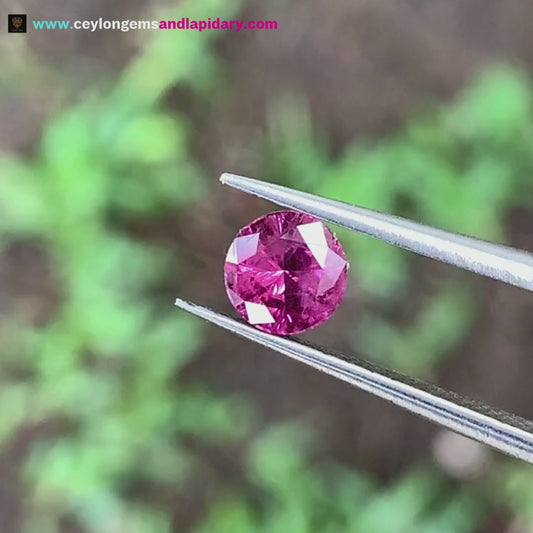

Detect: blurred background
1,0,533,531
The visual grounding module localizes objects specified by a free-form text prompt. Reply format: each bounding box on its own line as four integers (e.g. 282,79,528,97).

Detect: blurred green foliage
195,425,480,533
1,0,250,531
263,67,532,374
1,0,533,530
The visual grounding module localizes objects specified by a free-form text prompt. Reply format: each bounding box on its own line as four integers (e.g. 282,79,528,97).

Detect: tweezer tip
219,172,233,185
174,297,191,310
220,172,250,186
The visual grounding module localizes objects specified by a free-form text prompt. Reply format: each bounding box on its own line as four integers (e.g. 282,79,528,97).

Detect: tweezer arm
221,173,533,292
175,298,533,463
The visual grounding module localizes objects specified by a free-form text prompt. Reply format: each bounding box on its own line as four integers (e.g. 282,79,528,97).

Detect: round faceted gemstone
223,210,348,335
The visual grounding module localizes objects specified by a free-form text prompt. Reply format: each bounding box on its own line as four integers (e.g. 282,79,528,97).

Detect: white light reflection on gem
318,249,347,292
244,301,275,324
297,221,328,267
225,233,260,264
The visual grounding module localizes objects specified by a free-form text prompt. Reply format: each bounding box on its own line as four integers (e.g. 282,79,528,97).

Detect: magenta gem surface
223,210,348,335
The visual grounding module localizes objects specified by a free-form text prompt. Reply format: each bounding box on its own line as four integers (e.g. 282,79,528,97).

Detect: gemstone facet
223,210,348,335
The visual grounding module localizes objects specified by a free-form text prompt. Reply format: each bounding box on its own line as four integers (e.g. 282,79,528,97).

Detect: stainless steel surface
220,173,533,291
175,298,533,463
174,175,533,463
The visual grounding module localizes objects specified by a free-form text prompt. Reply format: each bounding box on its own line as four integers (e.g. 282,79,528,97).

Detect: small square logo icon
8,14,27,33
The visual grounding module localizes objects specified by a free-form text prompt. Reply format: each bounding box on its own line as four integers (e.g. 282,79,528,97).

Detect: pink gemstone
223,210,348,335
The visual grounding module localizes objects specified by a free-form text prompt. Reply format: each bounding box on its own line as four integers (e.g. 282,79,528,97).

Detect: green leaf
113,114,187,164
0,156,48,235
450,66,531,141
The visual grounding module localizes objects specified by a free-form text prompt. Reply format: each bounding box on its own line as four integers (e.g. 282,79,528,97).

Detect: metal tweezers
175,173,533,463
